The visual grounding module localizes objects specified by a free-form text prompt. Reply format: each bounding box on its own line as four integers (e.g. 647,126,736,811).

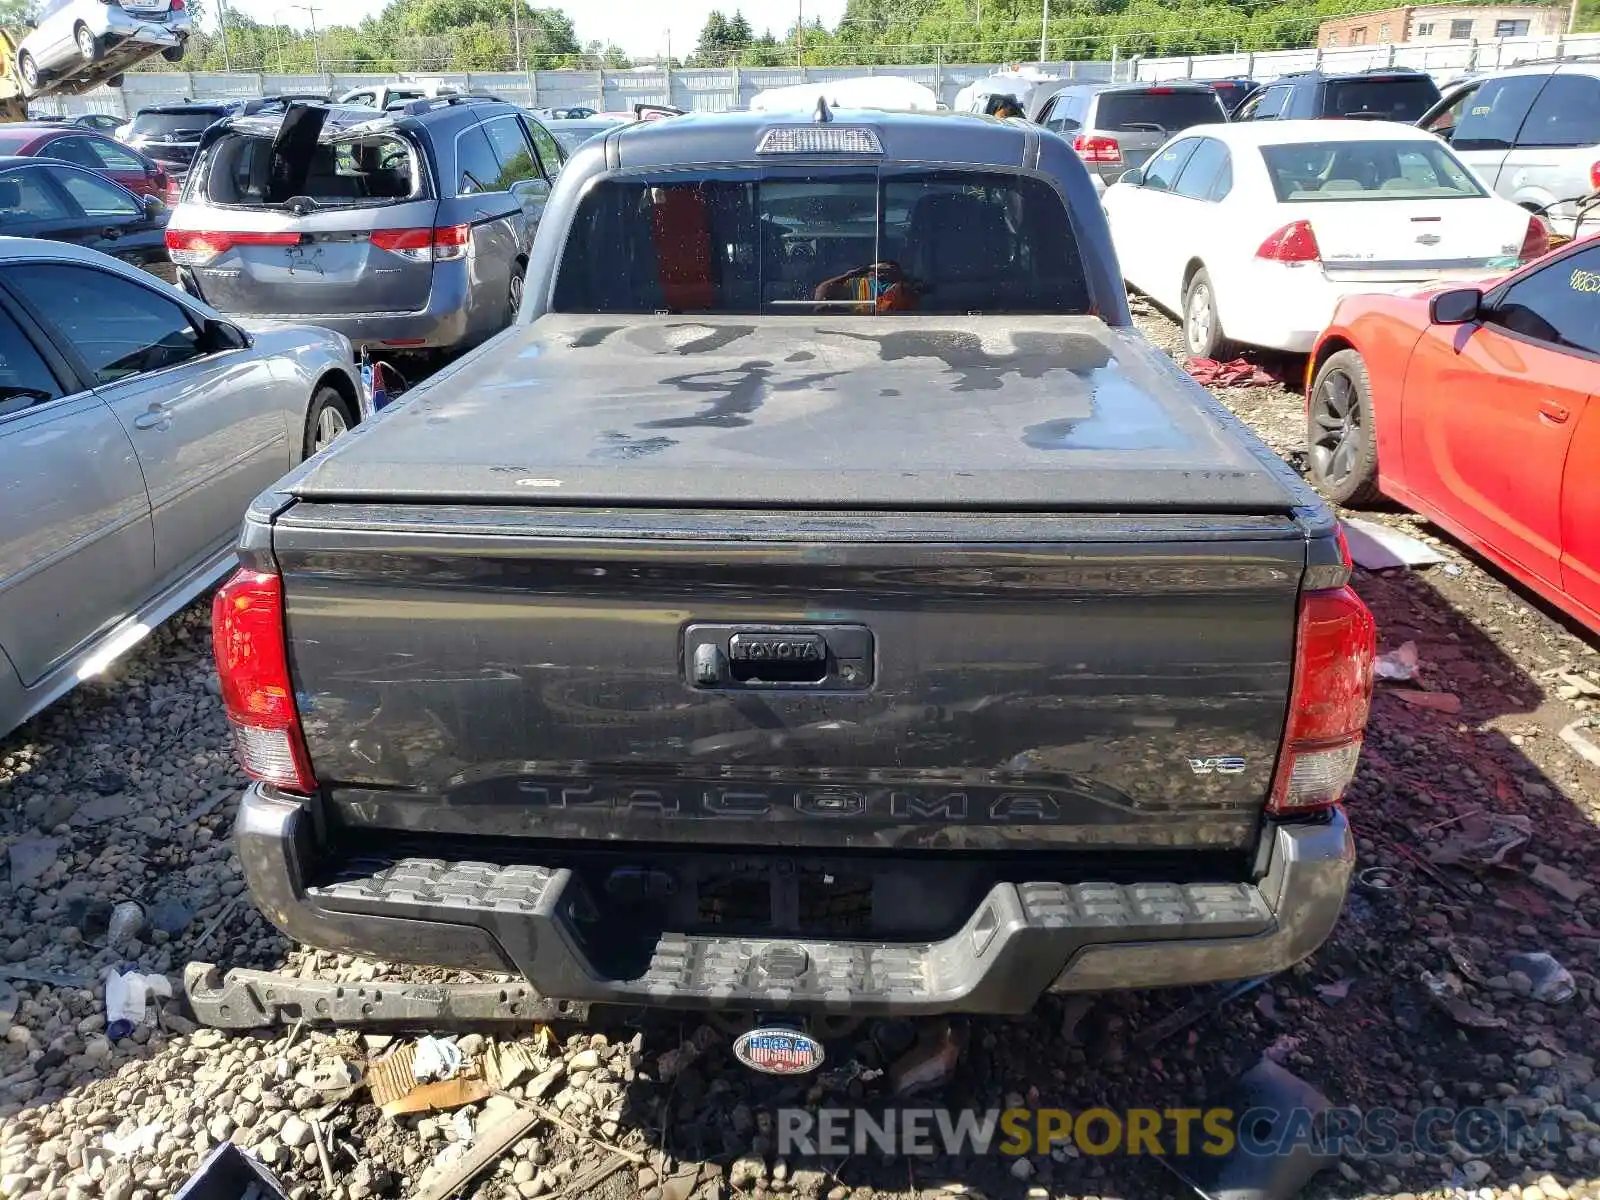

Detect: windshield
203,131,423,209
1324,77,1441,121
131,110,230,139
553,170,1090,315
1261,140,1485,201
1095,90,1224,132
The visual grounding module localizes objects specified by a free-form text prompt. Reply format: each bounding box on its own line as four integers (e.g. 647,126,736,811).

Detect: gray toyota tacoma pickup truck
211,107,1374,1021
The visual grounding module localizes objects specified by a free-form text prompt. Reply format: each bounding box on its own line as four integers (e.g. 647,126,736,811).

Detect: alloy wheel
314,404,349,452
1186,283,1213,356
1311,369,1363,486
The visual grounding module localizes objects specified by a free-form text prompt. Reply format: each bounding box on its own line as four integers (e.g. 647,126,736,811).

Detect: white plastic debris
450,1109,475,1146
412,1036,464,1083
1507,952,1577,1004
1341,517,1446,570
101,1121,165,1158
1375,641,1420,682
104,968,172,1038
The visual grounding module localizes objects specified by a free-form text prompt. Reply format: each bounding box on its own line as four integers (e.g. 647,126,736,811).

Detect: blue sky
226,0,851,57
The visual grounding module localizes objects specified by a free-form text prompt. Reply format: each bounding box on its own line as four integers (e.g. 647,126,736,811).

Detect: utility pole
219,0,233,71
1569,0,1580,35
511,0,521,70
290,2,323,74
796,0,803,67
666,28,671,65
1039,0,1049,62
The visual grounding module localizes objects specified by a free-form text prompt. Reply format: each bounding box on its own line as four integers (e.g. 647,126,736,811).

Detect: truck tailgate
273,504,1304,854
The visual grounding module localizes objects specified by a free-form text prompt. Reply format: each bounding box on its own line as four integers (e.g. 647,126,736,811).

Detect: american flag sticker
734,1028,826,1076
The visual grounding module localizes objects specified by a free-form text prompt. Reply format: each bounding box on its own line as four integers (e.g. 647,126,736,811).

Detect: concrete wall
27,31,1600,119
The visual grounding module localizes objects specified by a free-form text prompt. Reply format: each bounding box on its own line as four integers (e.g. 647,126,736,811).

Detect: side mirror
142,194,165,217
1119,167,1145,187
203,317,248,350
1430,288,1481,325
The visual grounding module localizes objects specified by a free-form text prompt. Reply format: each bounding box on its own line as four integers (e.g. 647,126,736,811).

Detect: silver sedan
0,236,362,735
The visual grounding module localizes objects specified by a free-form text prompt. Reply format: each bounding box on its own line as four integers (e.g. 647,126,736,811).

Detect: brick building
1317,4,1568,47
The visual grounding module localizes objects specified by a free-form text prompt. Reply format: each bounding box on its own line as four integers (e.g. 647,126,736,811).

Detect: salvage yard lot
2,305,1599,1200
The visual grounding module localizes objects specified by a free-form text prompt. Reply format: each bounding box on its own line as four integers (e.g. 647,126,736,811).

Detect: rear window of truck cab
551,170,1091,315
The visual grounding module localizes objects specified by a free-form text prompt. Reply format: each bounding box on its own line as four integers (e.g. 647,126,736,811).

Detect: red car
1307,236,1600,632
0,124,176,204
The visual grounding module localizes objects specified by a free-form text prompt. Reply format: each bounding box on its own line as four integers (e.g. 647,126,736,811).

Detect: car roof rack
395,94,505,117
1496,52,1600,68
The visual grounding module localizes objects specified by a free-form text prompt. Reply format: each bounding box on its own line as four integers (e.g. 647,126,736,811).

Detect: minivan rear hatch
172,103,438,317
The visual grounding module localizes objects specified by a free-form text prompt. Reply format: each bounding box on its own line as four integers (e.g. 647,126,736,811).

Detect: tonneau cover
290,315,1304,511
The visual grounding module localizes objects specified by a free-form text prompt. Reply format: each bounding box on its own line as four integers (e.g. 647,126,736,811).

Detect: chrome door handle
134,406,170,430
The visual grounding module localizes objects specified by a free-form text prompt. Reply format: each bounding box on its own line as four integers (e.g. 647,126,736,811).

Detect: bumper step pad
302,855,1275,1014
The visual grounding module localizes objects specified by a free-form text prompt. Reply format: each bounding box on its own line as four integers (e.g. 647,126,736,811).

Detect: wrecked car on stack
205,105,1375,1029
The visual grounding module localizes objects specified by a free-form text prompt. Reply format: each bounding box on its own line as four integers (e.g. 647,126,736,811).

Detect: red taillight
1267,585,1376,815
370,224,470,262
1256,220,1321,264
1519,215,1550,263
165,229,298,265
1590,161,1600,193
1145,87,1175,94
171,0,184,9
1071,134,1122,163
212,568,316,794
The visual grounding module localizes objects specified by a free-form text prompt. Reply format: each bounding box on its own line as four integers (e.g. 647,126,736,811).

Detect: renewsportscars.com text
777,1106,1565,1159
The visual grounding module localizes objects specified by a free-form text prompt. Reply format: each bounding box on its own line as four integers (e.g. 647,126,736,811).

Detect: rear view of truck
210,110,1372,1017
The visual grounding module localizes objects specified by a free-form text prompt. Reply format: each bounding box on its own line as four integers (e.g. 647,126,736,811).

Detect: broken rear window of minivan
203,126,422,209
552,171,1091,315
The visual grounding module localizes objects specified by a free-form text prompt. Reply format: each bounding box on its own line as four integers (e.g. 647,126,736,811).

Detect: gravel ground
2,305,1599,1200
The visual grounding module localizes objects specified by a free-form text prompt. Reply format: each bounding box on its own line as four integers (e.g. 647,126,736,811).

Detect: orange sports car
1306,235,1600,633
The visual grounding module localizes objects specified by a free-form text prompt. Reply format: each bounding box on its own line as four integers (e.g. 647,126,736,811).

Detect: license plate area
685,622,873,691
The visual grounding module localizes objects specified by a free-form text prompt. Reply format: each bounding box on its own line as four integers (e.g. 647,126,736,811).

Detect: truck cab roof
593,107,1034,172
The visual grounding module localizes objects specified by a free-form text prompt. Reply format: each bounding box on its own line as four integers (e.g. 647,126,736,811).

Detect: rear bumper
237,785,1355,1013
225,261,472,353
1224,265,1509,353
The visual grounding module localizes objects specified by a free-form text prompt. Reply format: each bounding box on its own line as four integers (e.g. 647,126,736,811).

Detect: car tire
1307,349,1382,508
303,386,356,458
75,23,102,63
506,263,526,326
162,44,185,62
1183,268,1232,360
18,51,40,89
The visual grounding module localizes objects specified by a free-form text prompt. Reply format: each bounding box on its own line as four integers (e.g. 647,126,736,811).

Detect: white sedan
1102,120,1549,356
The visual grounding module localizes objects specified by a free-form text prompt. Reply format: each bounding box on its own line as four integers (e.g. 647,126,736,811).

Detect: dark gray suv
1031,83,1227,193
166,97,566,356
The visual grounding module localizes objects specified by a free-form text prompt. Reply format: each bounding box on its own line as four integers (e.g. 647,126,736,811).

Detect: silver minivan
166,98,565,355
1420,61,1600,241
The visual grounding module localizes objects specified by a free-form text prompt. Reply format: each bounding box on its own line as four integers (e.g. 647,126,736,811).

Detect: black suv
122,101,246,175
1234,67,1441,123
